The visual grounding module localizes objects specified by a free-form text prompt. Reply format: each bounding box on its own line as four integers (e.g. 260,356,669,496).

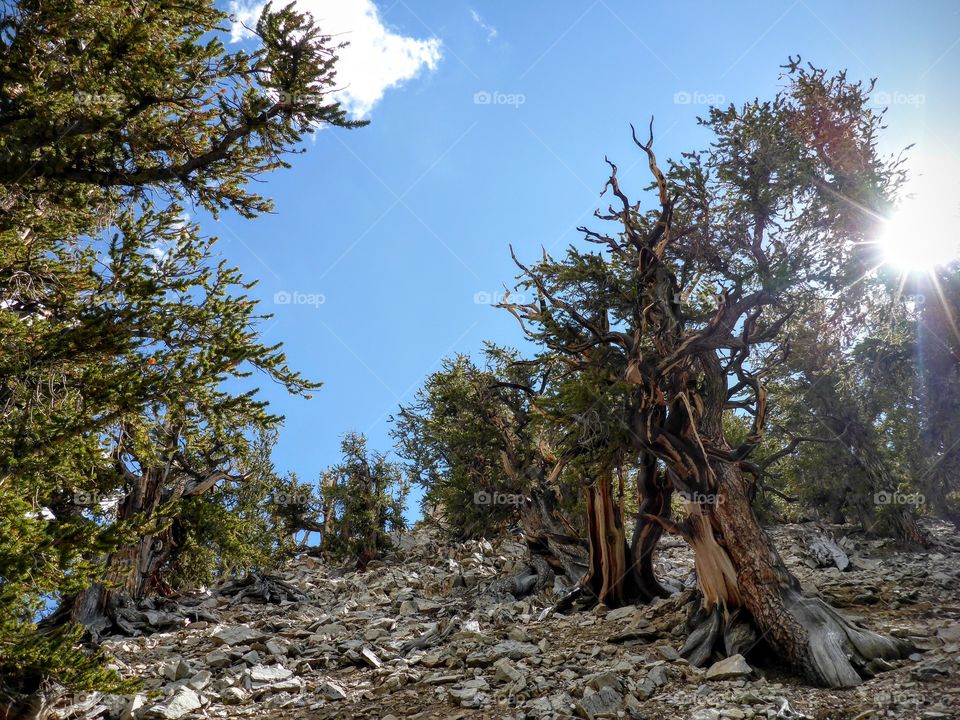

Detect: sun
877,188,960,274
871,163,960,350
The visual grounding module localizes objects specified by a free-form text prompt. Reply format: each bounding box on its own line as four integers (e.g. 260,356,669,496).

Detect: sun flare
877,184,960,274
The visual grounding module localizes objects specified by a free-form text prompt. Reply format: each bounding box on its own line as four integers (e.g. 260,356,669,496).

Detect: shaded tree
501,61,911,686
393,347,592,589
318,433,407,571
761,303,928,543
912,268,960,527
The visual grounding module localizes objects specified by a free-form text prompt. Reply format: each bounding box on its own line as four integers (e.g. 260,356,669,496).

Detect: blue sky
214,0,960,517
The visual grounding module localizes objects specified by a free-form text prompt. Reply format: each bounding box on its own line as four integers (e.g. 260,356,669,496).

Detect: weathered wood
65,466,178,635
400,616,460,655
219,573,308,604
629,452,673,601
804,528,850,571
583,471,631,606
486,554,556,599
680,603,722,667
519,485,589,586
710,455,911,686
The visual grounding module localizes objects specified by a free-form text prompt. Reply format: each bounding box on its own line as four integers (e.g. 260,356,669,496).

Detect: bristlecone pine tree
500,60,912,687
392,346,593,590
760,305,929,543
317,433,408,571
0,0,364,715
393,347,569,538
913,266,960,527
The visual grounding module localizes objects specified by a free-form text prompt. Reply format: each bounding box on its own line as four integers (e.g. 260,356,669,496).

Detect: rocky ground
53,520,960,720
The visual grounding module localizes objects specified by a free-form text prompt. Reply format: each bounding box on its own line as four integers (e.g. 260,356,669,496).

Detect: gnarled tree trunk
629,451,673,601
501,103,916,687
520,485,589,584
65,467,172,636
664,356,910,687
58,465,225,637
581,462,674,606
709,456,906,686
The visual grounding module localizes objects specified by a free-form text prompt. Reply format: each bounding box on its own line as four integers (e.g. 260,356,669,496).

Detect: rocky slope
52,521,960,720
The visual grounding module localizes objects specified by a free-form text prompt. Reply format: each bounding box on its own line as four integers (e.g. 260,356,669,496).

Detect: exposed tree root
782,586,912,687
724,608,760,657
218,572,308,605
677,582,912,688
401,616,460,655
486,554,556,599
680,600,722,666
681,595,761,666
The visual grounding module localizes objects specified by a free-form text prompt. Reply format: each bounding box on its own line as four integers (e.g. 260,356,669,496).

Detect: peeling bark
583,471,631,606
699,449,910,686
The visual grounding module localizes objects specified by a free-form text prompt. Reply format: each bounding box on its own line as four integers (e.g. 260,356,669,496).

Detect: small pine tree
392,347,564,540
318,434,407,570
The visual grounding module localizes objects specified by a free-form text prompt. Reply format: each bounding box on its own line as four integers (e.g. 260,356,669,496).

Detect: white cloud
149,213,190,271
469,9,497,43
229,0,442,119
